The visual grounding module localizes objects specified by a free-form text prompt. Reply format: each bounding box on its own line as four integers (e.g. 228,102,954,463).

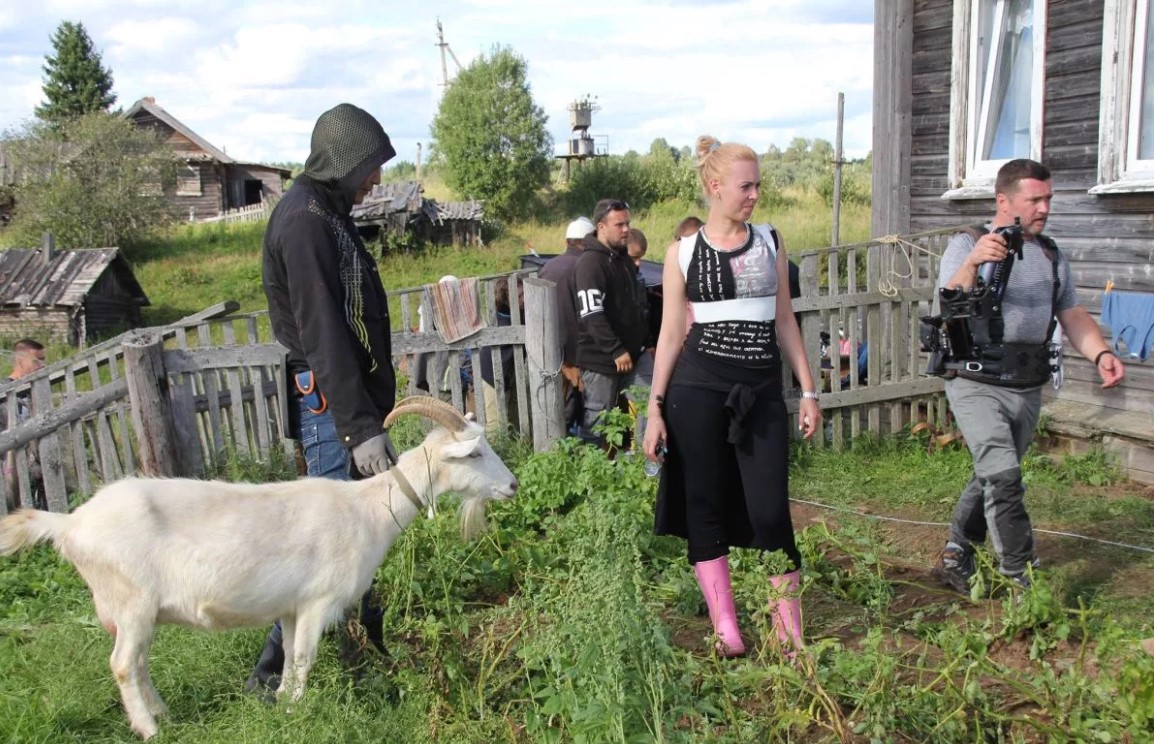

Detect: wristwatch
801,390,820,400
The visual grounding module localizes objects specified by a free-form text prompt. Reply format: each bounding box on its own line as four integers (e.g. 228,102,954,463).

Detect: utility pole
831,92,846,248
436,19,463,87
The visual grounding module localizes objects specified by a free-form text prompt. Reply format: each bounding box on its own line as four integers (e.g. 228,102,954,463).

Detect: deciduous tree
430,46,551,221
2,113,176,250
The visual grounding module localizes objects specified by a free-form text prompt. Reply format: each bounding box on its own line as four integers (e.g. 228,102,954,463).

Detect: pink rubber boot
693,556,746,657
768,570,804,659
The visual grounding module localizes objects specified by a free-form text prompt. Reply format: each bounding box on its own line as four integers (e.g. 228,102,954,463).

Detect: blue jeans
298,402,351,480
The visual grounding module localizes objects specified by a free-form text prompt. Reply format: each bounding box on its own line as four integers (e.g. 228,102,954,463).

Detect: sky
0,0,875,168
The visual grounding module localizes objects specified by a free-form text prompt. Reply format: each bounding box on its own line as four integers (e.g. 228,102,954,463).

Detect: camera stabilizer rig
920,219,1025,377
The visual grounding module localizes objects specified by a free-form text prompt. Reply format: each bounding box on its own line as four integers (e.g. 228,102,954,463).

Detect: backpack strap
751,223,780,260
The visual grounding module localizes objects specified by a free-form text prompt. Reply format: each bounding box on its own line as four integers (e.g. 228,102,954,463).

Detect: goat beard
458,496,490,541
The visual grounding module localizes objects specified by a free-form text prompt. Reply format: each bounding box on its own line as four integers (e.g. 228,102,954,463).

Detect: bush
2,112,178,249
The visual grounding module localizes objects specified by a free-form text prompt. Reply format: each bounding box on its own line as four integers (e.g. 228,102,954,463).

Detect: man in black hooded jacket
247,103,397,694
574,199,649,443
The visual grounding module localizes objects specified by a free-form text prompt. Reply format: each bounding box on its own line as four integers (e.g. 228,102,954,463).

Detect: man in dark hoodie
574,199,649,444
539,215,594,431
247,103,397,694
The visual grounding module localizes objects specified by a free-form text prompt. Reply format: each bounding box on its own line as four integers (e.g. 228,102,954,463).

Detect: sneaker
932,546,976,594
1006,572,1031,591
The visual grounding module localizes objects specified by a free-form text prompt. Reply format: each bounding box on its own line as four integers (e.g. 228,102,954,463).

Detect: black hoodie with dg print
262,104,397,449
573,235,649,375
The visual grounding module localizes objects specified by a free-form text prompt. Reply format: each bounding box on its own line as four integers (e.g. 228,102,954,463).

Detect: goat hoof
131,720,158,740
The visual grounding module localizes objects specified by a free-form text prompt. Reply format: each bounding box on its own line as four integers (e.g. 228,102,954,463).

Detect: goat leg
276,617,298,700
137,652,168,719
285,609,327,703
109,614,158,739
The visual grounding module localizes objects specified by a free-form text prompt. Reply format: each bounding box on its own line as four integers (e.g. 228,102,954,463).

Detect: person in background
574,199,649,447
672,216,704,248
644,136,821,660
2,338,46,510
252,102,398,694
627,227,648,267
539,216,595,433
626,228,655,450
5,339,45,386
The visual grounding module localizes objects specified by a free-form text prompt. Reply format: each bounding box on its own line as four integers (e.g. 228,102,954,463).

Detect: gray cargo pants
944,376,1043,577
580,368,634,444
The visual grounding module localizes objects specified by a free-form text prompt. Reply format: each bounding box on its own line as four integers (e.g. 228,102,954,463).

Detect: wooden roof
0,247,149,308
124,98,291,177
351,181,484,224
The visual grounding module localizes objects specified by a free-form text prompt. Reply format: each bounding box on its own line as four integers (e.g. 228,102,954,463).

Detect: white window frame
943,0,1047,200
1092,0,1154,193
176,164,202,196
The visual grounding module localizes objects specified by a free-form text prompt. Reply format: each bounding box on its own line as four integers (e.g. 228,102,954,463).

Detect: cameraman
932,159,1124,594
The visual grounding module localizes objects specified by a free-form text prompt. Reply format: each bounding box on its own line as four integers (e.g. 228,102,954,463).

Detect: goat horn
384,395,468,432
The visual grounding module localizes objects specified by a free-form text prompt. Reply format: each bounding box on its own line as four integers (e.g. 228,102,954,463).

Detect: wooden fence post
124,332,183,477
523,277,564,452
29,377,68,512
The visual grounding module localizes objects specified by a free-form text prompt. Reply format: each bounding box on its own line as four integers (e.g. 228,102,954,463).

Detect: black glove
350,431,398,476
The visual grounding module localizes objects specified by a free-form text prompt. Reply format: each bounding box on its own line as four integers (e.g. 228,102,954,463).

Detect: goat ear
440,436,482,459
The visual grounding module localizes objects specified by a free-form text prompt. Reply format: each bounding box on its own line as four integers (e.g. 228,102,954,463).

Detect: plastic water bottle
644,444,667,477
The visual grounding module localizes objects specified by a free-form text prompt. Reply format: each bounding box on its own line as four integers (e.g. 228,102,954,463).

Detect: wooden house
351,181,484,248
873,0,1154,482
0,239,149,346
124,97,291,222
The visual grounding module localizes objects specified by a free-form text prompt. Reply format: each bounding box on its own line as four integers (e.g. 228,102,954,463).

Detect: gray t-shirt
938,227,1078,345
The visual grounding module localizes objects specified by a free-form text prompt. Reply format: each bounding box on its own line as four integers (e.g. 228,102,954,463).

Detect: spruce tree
35,21,117,125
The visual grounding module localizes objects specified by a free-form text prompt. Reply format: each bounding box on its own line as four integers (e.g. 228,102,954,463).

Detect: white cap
565,216,595,240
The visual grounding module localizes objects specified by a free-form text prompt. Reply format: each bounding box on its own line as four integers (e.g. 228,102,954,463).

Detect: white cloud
0,0,874,163
105,18,201,55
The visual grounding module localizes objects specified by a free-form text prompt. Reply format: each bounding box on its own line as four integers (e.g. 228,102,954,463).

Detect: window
138,166,163,197
1094,0,1154,193
944,0,1046,199
176,164,202,196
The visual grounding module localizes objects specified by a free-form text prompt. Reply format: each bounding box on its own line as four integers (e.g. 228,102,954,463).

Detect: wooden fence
198,199,275,225
790,227,953,448
0,273,558,515
1,227,956,516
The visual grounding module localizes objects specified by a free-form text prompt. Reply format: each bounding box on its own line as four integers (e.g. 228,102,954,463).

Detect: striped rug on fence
425,277,487,343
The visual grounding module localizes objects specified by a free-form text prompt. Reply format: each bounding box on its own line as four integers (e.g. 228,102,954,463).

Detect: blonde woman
643,136,821,658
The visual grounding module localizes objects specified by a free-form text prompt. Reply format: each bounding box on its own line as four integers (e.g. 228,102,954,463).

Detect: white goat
0,396,517,739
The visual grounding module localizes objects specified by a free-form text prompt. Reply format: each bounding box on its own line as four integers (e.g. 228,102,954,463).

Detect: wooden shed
351,181,484,247
0,240,149,346
124,97,291,222
873,0,1154,482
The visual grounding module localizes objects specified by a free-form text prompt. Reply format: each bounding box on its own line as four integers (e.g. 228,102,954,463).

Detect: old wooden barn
873,0,1154,481
124,97,291,222
0,239,149,346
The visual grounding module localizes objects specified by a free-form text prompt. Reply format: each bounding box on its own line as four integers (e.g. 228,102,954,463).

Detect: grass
11,184,1154,739
3,431,1154,742
110,185,866,334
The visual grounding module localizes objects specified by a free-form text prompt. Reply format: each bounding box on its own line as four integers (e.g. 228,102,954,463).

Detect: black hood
302,103,395,211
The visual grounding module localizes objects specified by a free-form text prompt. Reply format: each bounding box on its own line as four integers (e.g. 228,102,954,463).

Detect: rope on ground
873,234,943,298
792,497,1154,555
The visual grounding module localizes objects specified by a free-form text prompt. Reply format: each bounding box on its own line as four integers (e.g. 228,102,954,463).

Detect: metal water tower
557,95,607,180
569,97,596,156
